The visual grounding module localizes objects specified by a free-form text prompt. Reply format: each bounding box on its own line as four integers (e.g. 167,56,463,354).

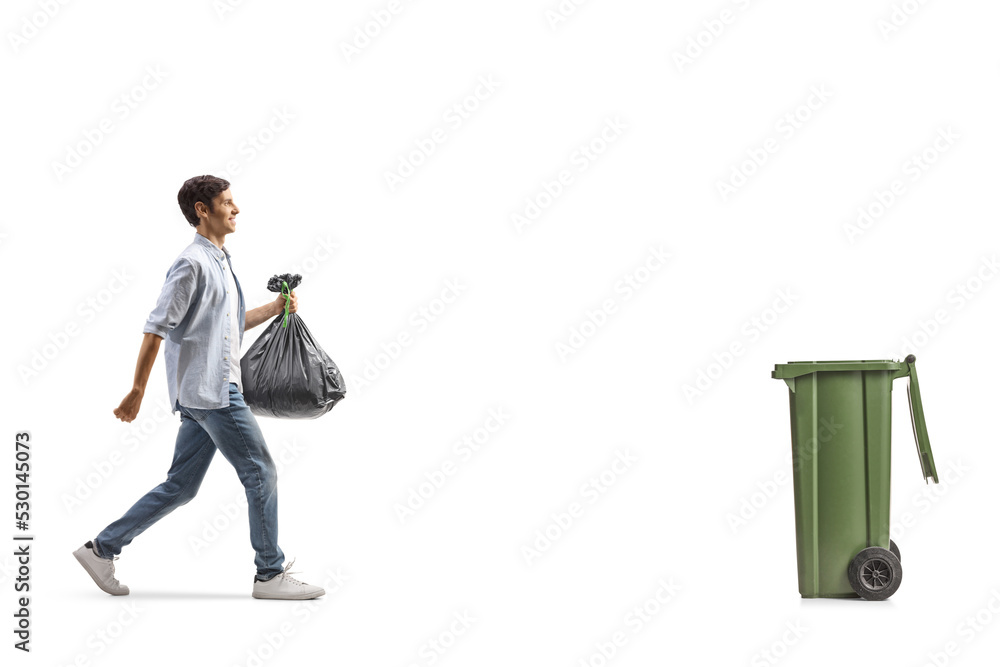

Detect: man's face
198,188,239,235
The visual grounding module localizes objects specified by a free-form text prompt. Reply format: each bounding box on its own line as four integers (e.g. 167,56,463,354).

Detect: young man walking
73,175,324,600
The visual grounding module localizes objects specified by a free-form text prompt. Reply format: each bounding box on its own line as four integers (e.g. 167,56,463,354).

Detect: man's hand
113,388,144,423
247,290,297,331
274,289,297,314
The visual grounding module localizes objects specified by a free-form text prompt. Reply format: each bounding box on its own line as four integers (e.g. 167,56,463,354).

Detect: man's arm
113,333,162,423
245,290,297,331
116,257,199,423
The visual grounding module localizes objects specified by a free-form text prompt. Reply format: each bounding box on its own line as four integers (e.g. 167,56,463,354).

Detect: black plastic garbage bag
240,273,346,419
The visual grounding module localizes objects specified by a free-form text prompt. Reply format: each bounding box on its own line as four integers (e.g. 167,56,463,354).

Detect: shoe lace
107,556,122,584
277,558,306,587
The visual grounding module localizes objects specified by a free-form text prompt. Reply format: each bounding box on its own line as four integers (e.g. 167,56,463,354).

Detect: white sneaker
73,541,129,596
252,559,325,600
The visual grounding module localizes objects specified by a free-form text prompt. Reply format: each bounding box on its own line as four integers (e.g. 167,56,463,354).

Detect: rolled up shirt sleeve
142,258,200,339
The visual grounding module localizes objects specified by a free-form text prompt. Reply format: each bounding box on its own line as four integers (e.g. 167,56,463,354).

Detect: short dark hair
177,175,230,228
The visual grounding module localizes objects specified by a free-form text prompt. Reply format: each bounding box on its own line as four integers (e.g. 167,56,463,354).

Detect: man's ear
194,200,207,220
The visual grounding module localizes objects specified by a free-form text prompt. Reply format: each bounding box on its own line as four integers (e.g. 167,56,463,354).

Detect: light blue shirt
143,232,246,415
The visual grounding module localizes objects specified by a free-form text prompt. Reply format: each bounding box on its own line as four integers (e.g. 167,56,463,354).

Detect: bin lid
772,359,903,379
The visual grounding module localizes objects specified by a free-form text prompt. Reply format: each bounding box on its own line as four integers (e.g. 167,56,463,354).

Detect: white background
2,0,998,665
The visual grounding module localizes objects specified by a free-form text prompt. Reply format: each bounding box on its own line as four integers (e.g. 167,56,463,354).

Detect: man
73,175,324,600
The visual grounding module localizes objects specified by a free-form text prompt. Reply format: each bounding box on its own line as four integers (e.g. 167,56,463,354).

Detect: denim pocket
180,405,210,423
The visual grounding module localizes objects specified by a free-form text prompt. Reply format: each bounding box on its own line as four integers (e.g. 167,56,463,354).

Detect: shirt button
224,356,228,360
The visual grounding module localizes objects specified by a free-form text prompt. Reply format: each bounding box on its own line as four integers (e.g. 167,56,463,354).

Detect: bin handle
895,354,939,484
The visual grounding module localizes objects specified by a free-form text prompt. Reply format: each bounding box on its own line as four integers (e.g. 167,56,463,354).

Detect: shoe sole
73,549,129,596
252,590,325,600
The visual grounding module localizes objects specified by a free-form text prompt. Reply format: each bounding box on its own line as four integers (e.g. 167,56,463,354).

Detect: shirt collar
193,231,231,260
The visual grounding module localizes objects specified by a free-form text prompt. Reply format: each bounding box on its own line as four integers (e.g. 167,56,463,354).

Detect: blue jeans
94,383,285,581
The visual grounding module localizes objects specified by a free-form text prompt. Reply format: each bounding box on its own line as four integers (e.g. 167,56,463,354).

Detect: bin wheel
848,547,902,601
889,539,901,562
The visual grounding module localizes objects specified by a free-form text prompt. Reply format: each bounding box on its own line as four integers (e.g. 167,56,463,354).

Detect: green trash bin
772,355,939,600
